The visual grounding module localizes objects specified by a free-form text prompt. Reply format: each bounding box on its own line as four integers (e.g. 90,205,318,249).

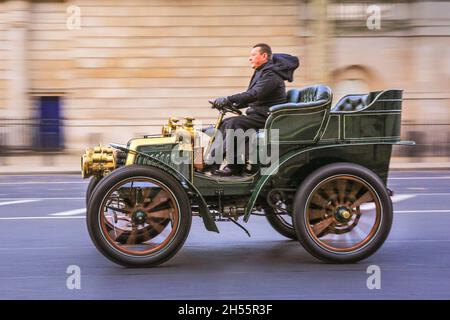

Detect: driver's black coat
227,53,299,118
216,53,299,164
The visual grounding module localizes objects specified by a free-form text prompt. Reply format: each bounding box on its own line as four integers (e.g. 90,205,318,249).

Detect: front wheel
87,165,192,267
86,175,102,207
293,163,393,263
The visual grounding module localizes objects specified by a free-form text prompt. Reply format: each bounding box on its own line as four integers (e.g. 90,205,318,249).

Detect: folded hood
263,53,300,82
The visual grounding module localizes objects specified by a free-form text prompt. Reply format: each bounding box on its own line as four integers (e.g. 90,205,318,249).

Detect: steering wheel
209,99,242,116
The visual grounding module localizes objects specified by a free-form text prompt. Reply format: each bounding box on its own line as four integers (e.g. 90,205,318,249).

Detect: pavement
0,171,449,299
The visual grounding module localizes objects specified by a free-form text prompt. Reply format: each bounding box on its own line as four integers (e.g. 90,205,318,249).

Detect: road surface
0,171,449,299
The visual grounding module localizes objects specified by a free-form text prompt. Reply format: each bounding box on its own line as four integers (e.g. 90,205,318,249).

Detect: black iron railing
0,118,64,154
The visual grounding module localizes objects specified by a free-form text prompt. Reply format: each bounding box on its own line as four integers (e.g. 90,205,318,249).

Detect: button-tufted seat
262,85,333,144
270,85,333,112
331,91,379,112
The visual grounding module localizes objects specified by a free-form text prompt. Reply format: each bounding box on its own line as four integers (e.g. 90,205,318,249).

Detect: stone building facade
0,0,449,155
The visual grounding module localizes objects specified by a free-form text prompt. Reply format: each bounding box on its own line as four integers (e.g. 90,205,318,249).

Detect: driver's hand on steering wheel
212,96,230,110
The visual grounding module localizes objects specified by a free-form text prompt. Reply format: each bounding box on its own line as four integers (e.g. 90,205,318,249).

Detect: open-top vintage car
82,84,414,267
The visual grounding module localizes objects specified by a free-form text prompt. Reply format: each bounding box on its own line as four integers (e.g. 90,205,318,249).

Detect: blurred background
0,0,449,171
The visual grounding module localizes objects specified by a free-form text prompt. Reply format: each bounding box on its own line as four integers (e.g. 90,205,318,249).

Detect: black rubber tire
87,165,192,267
293,162,393,263
264,206,297,240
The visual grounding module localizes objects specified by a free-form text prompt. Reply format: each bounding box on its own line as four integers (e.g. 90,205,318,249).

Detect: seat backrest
286,85,332,105
331,91,379,112
332,95,368,112
264,85,333,144
287,89,301,103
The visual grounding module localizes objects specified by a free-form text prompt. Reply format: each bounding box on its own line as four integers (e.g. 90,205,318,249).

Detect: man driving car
210,43,299,176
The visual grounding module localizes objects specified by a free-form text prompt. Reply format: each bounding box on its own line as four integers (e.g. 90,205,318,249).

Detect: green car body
81,85,414,266
96,87,409,230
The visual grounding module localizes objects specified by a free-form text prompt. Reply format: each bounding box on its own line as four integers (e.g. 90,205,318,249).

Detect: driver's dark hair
253,43,272,60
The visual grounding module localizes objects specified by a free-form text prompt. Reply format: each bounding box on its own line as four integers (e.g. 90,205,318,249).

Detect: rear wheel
87,165,192,267
293,163,393,263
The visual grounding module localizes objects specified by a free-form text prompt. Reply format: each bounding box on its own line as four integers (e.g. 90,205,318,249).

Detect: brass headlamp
81,145,116,178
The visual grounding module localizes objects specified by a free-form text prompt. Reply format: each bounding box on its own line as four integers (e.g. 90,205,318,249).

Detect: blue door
38,96,63,150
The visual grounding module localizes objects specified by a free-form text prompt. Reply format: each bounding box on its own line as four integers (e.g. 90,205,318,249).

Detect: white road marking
400,193,450,196
0,181,87,185
0,197,84,200
0,192,445,201
386,239,450,243
49,208,86,216
0,216,85,220
395,210,450,213
360,194,416,210
0,199,40,206
0,246,95,251
2,210,450,221
0,193,445,204
389,176,450,180
391,194,417,202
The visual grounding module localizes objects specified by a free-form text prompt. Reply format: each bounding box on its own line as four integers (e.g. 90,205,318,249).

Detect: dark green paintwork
265,107,330,144
193,172,256,197
137,143,192,181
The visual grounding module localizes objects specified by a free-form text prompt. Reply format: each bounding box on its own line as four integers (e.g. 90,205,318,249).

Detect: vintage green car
81,84,413,267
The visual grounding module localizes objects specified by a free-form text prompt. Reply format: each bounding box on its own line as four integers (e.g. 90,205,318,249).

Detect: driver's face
249,47,268,69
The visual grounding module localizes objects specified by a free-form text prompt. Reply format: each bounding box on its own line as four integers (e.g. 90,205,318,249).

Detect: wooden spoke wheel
100,181,176,253
85,175,166,245
293,163,393,263
87,165,191,267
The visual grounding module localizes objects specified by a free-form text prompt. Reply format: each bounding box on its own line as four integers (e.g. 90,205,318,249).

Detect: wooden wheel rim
98,176,180,257
304,174,383,254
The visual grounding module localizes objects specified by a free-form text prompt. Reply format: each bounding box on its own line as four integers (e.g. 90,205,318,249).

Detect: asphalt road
0,171,449,299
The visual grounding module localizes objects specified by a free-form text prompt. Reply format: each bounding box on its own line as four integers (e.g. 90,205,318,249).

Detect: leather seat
332,91,377,112
259,85,333,140
332,95,368,112
262,85,333,144
286,88,301,103
270,85,333,112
